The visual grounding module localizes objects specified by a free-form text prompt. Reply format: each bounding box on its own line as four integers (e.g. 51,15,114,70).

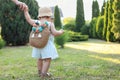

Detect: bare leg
41,58,51,77
37,59,43,74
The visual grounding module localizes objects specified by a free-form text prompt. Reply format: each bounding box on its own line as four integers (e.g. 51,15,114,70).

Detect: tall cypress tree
0,0,39,46
89,18,98,38
103,1,109,40
92,0,100,18
96,16,104,39
75,0,85,32
54,5,62,29
106,0,115,42
101,0,106,16
112,0,120,42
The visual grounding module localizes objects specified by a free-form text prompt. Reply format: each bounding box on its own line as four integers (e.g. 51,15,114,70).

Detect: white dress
32,20,59,60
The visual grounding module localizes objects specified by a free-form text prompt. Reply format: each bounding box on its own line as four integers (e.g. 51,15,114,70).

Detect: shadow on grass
0,40,120,80
54,45,120,79
64,45,120,64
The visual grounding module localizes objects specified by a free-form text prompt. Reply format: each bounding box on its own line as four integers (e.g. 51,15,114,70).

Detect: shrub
81,23,90,35
71,35,89,41
0,0,39,46
0,36,6,49
55,31,69,48
63,24,76,31
89,18,98,38
67,31,89,41
63,17,75,25
96,16,104,39
63,17,76,31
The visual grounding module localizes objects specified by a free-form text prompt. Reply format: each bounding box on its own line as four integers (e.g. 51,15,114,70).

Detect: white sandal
40,72,52,78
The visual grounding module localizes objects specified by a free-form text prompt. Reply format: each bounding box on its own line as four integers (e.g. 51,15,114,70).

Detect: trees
89,18,98,38
63,17,76,31
101,0,106,16
54,5,62,29
75,0,85,32
92,0,100,18
103,1,109,40
106,0,115,42
96,16,104,39
0,0,39,46
112,0,120,42
54,5,68,48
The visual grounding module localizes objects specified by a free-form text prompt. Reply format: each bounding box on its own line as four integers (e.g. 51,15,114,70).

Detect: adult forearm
12,0,20,5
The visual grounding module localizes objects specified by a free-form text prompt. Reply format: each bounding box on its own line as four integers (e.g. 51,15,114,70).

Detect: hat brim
38,13,52,18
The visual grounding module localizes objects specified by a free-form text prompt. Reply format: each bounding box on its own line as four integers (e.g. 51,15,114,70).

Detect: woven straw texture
29,27,50,48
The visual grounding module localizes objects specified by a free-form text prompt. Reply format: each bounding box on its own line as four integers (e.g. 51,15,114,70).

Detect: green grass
0,39,120,80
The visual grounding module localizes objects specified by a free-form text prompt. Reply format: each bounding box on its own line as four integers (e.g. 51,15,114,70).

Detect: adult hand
17,2,27,11
23,5,28,12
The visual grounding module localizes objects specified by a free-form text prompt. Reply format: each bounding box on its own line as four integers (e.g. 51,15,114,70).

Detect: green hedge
55,31,89,48
55,31,69,48
0,36,6,49
68,31,89,41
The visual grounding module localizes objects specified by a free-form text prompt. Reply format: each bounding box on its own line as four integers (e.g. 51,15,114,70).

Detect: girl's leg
41,58,51,77
37,59,43,74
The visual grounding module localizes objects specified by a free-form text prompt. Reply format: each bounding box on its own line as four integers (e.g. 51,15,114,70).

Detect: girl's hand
33,23,38,27
60,29,64,34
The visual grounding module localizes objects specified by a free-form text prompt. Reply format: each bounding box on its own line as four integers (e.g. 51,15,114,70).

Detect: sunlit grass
65,39,120,54
89,55,120,64
0,39,120,80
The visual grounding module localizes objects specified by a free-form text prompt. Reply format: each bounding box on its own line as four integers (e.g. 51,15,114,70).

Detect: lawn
0,39,120,80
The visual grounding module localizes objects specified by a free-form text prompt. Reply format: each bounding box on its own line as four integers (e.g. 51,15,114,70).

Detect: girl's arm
50,23,64,36
24,6,35,26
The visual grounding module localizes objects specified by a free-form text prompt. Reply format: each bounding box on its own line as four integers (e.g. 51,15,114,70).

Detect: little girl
24,6,64,78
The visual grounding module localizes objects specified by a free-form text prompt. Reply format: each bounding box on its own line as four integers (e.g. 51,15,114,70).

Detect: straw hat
38,7,52,18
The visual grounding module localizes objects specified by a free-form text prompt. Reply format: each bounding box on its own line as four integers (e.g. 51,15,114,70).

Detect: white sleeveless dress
32,20,59,60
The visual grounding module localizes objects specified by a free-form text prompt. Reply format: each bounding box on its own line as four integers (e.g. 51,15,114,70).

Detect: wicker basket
29,27,50,48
